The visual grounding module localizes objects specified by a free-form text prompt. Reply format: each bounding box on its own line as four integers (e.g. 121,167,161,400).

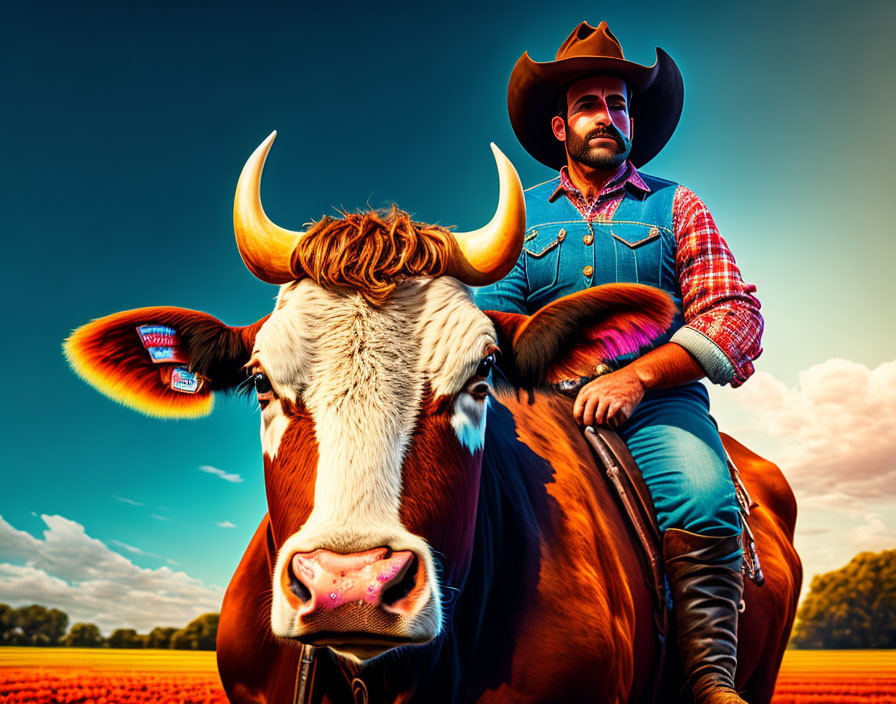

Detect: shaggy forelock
289,207,456,306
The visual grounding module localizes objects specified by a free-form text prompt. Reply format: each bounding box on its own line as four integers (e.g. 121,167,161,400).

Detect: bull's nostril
288,559,313,604
381,554,419,607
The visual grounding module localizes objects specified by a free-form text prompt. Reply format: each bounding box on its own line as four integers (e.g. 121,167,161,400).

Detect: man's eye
475,353,497,378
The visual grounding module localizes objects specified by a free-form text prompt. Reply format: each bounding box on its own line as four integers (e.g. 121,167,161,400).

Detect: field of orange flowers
0,649,224,704
1,648,894,703
767,650,896,704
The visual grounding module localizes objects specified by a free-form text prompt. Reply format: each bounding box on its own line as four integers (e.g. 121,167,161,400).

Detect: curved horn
233,131,305,284
448,144,526,286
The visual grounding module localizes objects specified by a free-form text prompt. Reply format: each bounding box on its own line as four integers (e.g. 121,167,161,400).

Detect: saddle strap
583,426,669,704
726,454,766,587
583,427,667,621
293,645,318,704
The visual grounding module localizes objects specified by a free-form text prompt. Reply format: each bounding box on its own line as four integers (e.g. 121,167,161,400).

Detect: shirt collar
549,160,651,203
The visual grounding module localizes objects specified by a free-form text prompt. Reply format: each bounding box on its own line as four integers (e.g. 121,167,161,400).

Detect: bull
65,133,801,704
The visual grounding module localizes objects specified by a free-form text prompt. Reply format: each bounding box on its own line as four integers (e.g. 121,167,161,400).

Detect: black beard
565,124,632,170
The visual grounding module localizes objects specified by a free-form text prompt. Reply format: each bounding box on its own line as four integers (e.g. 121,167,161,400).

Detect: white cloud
0,515,222,634
848,513,896,552
797,526,832,536
198,465,244,484
110,540,158,558
215,521,236,528
113,496,143,507
799,491,871,519
150,514,169,521
716,359,896,505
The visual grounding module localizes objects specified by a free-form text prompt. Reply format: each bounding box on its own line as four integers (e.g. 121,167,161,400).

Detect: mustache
585,125,627,146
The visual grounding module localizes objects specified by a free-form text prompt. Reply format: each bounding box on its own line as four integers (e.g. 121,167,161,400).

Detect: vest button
583,234,594,245
583,265,594,277
557,228,566,241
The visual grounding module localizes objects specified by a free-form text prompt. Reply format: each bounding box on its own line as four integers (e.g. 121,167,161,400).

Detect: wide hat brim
508,48,683,169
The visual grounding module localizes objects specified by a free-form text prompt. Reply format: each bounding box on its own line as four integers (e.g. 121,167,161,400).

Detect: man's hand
573,366,645,428
571,343,708,428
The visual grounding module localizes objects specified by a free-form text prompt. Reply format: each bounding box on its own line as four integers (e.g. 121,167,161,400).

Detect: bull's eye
253,372,273,395
475,352,497,378
249,372,275,409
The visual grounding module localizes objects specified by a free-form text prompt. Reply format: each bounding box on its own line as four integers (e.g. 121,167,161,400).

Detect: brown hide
469,391,657,704
216,393,799,704
217,515,303,704
399,394,485,588
722,434,802,704
263,401,319,547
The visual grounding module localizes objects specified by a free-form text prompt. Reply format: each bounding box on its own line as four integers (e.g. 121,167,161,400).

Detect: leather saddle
582,426,764,625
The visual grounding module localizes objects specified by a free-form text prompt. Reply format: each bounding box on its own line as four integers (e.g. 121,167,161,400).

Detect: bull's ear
484,284,676,389
64,307,268,419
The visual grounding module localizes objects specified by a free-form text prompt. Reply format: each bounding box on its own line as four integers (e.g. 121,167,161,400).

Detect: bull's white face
251,276,497,661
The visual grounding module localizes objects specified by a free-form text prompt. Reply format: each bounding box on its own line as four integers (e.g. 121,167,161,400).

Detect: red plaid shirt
554,163,763,386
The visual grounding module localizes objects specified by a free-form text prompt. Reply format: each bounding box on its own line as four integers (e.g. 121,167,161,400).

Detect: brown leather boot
663,528,748,704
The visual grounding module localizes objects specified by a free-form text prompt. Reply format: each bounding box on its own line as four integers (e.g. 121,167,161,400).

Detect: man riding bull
475,21,763,704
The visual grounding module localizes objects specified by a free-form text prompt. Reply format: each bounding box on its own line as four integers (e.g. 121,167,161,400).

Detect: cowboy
475,21,763,704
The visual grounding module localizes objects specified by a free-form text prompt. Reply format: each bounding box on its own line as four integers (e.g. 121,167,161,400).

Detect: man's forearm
627,342,706,391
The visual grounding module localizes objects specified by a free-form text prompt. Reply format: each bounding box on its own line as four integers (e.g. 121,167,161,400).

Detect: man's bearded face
556,76,633,170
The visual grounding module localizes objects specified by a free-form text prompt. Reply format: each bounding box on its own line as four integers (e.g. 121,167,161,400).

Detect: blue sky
1,0,894,631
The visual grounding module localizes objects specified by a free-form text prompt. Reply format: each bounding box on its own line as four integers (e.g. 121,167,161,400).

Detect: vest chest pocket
523,228,565,296
609,224,666,288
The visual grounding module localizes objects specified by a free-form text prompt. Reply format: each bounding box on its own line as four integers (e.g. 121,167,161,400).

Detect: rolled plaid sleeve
668,186,764,387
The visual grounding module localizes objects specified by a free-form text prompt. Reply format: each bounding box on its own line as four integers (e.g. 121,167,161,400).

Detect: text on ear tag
137,325,188,364
170,366,203,394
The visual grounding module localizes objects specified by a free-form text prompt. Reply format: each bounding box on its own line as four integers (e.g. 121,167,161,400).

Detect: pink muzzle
287,547,426,619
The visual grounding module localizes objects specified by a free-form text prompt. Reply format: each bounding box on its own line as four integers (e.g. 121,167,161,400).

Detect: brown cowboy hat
508,21,683,169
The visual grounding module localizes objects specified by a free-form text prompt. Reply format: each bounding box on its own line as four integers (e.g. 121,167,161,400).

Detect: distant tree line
0,604,218,650
791,548,895,649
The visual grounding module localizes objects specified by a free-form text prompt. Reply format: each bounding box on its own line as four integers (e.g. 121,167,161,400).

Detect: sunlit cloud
716,359,896,507
714,358,896,593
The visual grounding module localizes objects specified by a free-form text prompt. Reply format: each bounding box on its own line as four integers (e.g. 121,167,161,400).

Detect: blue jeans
617,382,742,566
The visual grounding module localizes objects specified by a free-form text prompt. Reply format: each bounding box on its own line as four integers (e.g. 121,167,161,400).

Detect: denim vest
475,173,686,358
